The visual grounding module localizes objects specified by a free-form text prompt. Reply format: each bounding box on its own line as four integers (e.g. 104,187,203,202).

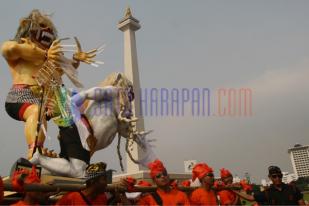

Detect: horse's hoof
41,147,59,158
29,150,40,165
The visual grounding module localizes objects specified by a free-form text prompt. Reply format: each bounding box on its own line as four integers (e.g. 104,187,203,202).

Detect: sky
0,0,308,183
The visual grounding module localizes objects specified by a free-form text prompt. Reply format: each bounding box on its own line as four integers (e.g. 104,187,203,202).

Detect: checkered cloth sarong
6,86,41,104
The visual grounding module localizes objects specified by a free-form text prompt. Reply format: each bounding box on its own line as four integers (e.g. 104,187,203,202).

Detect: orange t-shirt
190,188,218,205
218,190,238,205
138,188,190,206
56,191,107,205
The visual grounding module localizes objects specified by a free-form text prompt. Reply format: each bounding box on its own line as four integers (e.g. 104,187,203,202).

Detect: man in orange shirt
217,168,240,205
190,163,218,205
0,176,3,204
10,166,48,205
138,159,190,206
56,162,112,205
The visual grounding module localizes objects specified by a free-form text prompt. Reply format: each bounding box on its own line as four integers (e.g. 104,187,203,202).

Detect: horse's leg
71,87,118,152
69,158,88,177
30,152,87,178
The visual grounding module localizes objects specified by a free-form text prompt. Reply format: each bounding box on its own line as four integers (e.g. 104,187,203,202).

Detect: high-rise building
282,172,298,183
288,144,309,178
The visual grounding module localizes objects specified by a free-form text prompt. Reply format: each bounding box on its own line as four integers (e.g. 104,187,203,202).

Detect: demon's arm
69,37,104,69
1,39,46,63
2,38,63,65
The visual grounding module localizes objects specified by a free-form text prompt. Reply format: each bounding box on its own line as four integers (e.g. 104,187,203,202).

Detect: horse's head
97,73,155,170
98,72,134,118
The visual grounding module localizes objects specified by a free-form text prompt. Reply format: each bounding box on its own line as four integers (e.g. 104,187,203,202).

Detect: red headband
220,168,232,178
148,159,166,179
192,163,213,181
11,165,40,192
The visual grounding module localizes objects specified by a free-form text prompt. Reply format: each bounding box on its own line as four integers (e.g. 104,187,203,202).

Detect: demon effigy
2,9,155,178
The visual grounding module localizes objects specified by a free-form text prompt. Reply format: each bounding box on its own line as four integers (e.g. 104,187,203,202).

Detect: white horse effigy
30,72,156,177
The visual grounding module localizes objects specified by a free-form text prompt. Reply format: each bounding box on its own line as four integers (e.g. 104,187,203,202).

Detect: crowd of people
0,159,307,205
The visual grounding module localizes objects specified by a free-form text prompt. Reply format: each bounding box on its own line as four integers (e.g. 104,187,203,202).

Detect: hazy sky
0,0,308,183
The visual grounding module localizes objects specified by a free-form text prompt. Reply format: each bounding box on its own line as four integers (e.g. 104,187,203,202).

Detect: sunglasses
206,173,214,177
271,174,283,179
155,171,168,179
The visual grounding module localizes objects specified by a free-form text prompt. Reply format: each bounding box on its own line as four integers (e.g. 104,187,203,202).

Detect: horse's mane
82,72,133,112
100,72,133,110
98,72,132,88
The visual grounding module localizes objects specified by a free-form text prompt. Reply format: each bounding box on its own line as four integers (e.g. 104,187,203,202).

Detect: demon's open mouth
39,30,55,47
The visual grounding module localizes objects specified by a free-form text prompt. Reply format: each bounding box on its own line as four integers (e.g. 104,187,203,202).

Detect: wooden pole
4,182,242,193
4,181,200,193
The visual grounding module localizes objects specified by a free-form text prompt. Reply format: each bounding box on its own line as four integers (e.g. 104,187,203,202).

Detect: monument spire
124,7,132,18
118,7,145,173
